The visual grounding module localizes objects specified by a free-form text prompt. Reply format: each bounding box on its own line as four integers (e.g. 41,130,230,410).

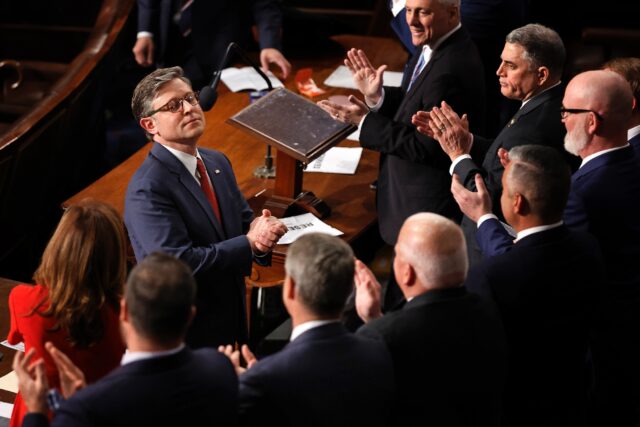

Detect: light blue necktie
407,49,429,91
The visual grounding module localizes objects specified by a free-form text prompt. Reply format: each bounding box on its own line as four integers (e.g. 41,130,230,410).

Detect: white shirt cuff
477,213,498,228
366,88,385,112
137,31,153,39
449,154,472,175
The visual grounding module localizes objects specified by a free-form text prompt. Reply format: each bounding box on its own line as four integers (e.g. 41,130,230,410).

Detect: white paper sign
324,65,403,89
221,67,284,92
305,147,363,175
279,213,343,245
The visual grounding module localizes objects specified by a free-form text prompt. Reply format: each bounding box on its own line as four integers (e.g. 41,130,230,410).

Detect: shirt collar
160,144,202,182
514,221,563,243
290,319,339,342
628,124,640,140
429,23,461,51
121,343,185,366
580,144,630,168
521,81,561,107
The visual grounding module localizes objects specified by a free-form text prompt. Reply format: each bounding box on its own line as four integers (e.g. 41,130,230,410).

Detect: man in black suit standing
133,0,291,87
319,0,486,309
355,213,507,427
220,233,396,427
14,253,238,427
413,23,569,266
461,145,605,425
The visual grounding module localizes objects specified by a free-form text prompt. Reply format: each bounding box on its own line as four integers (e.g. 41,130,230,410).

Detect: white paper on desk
0,371,18,394
0,402,13,419
220,67,284,92
324,65,403,89
305,147,363,175
1,340,24,352
279,213,343,245
346,127,360,141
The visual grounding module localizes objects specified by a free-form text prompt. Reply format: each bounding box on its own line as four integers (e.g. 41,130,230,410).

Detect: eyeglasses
560,107,604,121
147,91,200,116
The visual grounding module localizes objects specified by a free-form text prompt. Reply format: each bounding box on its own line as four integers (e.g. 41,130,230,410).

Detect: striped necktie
407,48,430,91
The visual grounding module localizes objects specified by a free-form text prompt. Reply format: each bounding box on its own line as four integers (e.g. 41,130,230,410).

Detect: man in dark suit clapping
14,252,239,427
355,213,507,427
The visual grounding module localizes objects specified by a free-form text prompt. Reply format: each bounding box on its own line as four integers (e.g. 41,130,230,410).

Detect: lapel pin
215,169,220,174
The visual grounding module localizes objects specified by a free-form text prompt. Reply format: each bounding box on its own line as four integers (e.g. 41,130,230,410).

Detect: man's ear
282,276,296,303
139,116,157,136
513,193,530,216
537,66,550,86
120,298,128,323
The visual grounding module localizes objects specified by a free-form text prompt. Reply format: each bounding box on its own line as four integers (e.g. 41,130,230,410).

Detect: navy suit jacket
23,348,238,427
466,226,604,424
564,145,640,294
358,287,508,427
137,0,282,71
360,27,486,245
630,133,640,155
238,322,396,427
125,143,255,347
455,84,568,265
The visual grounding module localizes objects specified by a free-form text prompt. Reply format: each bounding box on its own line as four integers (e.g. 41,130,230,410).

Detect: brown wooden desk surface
63,58,381,286
0,277,20,404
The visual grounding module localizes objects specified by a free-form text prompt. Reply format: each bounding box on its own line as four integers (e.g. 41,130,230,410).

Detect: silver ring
439,126,446,133
334,113,339,119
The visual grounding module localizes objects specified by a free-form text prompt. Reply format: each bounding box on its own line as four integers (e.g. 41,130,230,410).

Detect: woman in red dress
7,200,127,427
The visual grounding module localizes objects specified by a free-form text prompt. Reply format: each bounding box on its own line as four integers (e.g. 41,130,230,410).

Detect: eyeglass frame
146,91,200,116
559,107,604,121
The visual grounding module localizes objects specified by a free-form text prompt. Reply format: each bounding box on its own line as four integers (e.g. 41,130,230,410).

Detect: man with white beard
560,69,640,426
456,70,640,426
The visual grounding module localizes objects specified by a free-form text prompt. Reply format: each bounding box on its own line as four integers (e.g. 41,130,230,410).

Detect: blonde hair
32,199,127,347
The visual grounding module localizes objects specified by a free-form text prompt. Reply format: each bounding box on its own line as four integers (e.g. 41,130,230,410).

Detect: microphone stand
199,42,275,179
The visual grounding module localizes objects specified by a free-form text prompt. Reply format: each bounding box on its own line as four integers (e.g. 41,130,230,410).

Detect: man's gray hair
506,23,565,80
285,233,355,317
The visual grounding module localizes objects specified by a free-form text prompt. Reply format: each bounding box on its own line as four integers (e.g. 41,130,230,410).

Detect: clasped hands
318,49,386,125
247,209,288,254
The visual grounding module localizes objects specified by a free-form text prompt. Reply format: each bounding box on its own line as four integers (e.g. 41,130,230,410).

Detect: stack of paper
305,147,363,175
279,213,343,245
220,67,284,92
324,65,403,89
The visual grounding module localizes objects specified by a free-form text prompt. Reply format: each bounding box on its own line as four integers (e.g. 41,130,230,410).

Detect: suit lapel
151,143,226,239
573,146,633,181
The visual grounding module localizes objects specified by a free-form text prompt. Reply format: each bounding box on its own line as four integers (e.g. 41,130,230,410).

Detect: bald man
458,70,640,426
561,70,640,426
355,213,507,427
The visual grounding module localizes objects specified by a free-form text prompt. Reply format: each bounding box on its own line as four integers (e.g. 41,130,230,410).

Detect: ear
536,66,550,86
282,276,296,303
139,116,158,136
512,193,529,216
119,298,128,323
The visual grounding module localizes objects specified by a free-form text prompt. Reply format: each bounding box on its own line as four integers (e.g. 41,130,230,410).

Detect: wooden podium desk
0,276,20,404
63,62,381,290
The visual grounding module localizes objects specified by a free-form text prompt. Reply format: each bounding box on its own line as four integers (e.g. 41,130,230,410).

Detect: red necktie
196,158,222,223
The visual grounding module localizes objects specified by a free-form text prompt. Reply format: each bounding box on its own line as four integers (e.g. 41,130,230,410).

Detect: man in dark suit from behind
355,213,507,427
14,252,238,427
460,145,604,425
413,23,570,266
220,233,396,427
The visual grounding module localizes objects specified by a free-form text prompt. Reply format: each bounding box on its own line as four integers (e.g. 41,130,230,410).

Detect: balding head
395,213,467,293
563,70,633,156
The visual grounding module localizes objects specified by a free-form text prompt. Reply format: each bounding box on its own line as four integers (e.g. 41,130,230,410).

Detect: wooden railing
0,0,135,279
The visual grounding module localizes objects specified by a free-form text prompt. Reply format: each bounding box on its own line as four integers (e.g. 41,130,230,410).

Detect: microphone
199,42,274,111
